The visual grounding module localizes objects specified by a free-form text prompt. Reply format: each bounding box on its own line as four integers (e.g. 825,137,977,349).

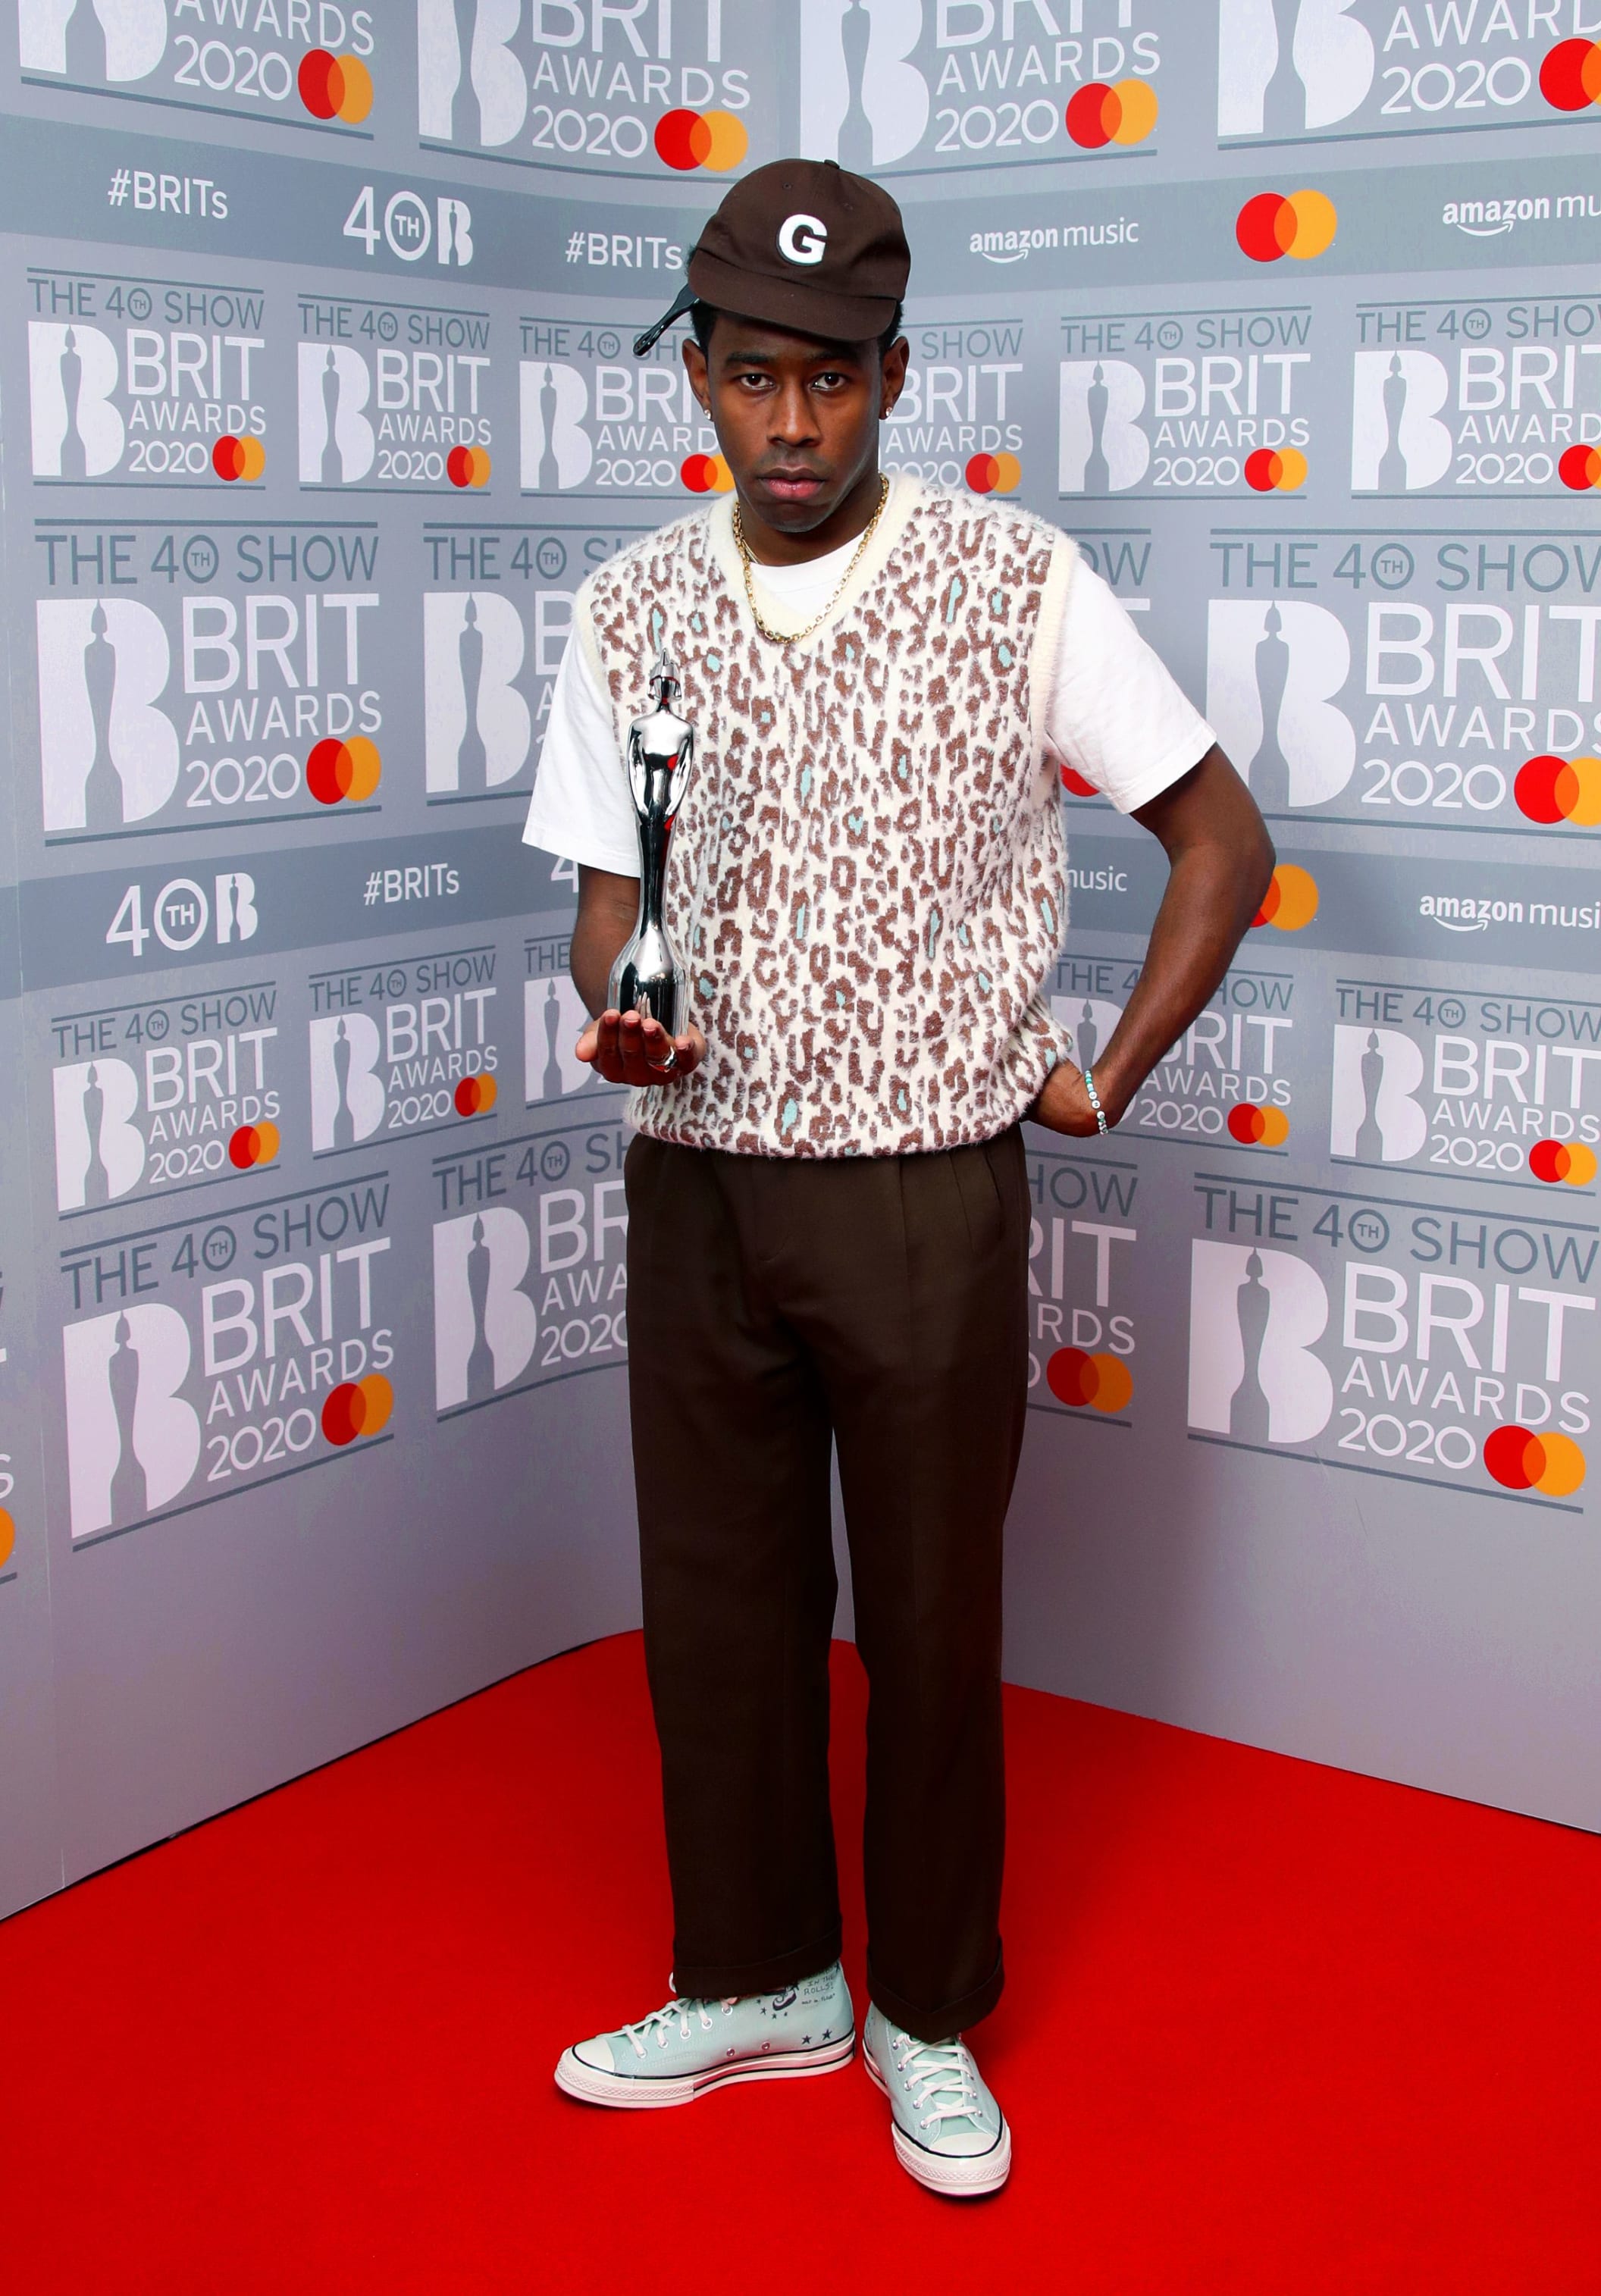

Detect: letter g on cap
777,212,827,265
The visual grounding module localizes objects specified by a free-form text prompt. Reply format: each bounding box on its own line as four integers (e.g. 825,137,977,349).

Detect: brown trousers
623,1127,1031,2044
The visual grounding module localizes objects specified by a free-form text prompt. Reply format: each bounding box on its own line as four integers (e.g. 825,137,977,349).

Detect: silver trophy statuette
608,647,697,1037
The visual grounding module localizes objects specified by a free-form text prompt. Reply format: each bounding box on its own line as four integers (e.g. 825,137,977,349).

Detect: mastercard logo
1514,753,1601,825
654,108,747,171
1540,37,1601,110
307,735,381,806
1046,1348,1133,1414
1484,1424,1585,1497
454,1075,497,1117
1227,1102,1289,1147
1244,447,1306,493
0,1505,13,1570
228,1120,280,1170
1252,863,1318,932
446,445,490,488
321,1372,393,1449
1530,1138,1598,1186
1559,443,1601,491
967,451,1020,494
1236,189,1338,264
1060,763,1098,797
299,49,373,124
1064,77,1158,149
681,453,733,493
212,434,265,482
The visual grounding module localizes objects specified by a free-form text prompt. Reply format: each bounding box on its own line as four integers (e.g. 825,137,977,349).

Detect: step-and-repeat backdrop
4,2,1599,1915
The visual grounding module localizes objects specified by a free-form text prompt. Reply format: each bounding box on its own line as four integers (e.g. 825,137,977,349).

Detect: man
526,159,1273,2197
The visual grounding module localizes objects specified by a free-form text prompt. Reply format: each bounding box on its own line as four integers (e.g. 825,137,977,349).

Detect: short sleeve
1044,559,1215,814
522,590,641,873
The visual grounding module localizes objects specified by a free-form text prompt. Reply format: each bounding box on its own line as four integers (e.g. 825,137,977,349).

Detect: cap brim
688,249,898,345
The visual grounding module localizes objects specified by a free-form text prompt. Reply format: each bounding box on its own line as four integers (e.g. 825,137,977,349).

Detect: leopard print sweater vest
581,476,1076,1157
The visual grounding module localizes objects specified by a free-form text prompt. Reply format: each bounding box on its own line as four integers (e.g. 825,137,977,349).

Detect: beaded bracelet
1082,1068,1111,1135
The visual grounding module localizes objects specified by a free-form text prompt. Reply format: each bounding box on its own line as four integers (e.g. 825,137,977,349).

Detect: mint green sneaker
862,2003,1012,2196
555,1963,855,2109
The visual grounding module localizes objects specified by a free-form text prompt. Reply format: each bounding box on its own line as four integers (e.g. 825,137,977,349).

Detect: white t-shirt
524,493,1214,873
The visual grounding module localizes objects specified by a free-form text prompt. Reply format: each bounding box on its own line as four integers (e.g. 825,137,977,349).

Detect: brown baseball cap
633,158,910,355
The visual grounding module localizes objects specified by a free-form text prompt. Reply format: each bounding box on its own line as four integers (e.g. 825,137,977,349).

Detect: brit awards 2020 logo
1186,1180,1595,1506
1217,0,1571,142
18,0,378,129
27,282,268,487
298,310,490,493
883,317,1026,495
799,0,1163,174
520,357,594,491
1089,954,1299,1150
516,318,716,503
1350,300,1601,502
1060,358,1150,494
308,951,500,1153
415,0,766,171
34,565,382,841
60,1184,396,1543
1204,525,1601,838
52,988,281,1212
421,515,610,783
1330,1023,1430,1165
1328,976,1601,1182
1057,301,1315,502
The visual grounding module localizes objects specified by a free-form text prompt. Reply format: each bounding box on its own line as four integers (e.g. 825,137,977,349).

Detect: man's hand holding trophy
575,649,708,1089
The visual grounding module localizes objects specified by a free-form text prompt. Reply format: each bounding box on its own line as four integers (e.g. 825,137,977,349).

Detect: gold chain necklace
732,473,890,646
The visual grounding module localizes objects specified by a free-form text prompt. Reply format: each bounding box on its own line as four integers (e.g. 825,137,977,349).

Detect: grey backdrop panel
4,2,1599,1918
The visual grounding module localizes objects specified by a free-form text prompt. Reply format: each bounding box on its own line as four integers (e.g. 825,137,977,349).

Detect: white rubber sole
863,2047,1013,2197
554,2029,855,2110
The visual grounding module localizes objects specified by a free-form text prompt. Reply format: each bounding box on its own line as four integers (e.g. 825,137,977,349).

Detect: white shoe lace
623,1996,739,2060
890,2032,985,2134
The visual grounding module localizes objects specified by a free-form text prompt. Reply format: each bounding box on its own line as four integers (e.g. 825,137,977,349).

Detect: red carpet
2,1633,1596,2292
